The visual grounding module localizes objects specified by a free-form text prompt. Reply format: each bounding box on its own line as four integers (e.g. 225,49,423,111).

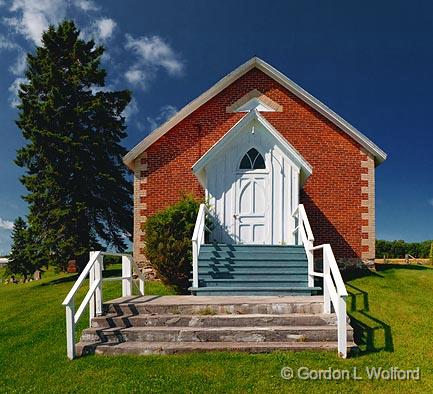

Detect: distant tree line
376,240,433,259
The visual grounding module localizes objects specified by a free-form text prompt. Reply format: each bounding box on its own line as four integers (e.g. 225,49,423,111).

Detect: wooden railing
292,204,349,358
191,204,212,289
61,251,145,359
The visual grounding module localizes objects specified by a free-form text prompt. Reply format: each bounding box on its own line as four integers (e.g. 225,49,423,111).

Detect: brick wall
133,68,376,263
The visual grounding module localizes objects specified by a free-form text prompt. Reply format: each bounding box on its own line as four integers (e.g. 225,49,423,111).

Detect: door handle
233,214,238,220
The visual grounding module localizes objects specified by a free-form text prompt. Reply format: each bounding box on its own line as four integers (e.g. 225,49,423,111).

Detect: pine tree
6,217,35,279
15,21,132,270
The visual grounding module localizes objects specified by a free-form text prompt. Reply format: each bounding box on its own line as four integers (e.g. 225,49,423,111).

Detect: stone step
84,341,357,356
81,325,353,344
189,286,320,296
91,313,337,329
105,296,325,315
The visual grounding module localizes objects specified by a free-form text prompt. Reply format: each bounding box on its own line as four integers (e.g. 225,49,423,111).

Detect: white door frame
193,112,312,245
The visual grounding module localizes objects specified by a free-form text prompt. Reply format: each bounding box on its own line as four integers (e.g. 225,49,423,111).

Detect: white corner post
338,295,348,358
192,240,199,288
307,238,314,288
95,253,103,315
65,301,75,360
122,255,133,297
323,247,331,314
89,252,96,324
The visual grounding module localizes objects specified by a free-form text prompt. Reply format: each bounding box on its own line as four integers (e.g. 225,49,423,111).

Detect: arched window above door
239,148,266,170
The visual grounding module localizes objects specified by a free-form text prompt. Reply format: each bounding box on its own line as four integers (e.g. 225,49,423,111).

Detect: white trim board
124,57,387,170
192,109,313,188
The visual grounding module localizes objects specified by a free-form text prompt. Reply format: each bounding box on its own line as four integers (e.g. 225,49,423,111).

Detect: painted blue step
196,279,309,288
199,257,308,264
195,244,314,296
200,244,306,253
196,267,308,274
195,273,308,281
189,286,321,296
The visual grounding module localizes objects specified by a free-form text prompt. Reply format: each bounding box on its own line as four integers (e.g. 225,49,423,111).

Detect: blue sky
0,0,432,254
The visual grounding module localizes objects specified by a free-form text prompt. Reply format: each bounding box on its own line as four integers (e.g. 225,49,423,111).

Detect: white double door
234,171,269,244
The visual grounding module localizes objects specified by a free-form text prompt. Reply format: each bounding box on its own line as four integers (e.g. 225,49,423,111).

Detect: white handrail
62,251,101,306
292,204,348,358
292,204,314,286
192,204,212,289
61,251,144,359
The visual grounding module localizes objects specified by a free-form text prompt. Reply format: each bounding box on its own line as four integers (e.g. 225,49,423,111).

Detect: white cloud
0,218,14,230
72,0,99,12
8,77,26,107
9,50,27,75
124,34,183,90
96,18,116,40
122,97,139,121
5,0,68,45
83,17,117,43
0,35,20,50
146,105,177,131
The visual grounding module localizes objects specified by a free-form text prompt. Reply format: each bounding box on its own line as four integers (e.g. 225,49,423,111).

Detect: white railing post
122,255,132,297
95,253,103,315
307,238,314,287
65,301,75,360
323,248,331,314
297,208,302,246
337,295,348,358
89,252,96,325
192,240,199,288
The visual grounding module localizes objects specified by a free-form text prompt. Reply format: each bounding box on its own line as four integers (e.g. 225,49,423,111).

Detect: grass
1,264,433,393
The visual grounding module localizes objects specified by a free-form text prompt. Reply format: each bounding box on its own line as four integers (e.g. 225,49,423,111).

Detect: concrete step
84,341,357,356
189,286,320,296
91,313,337,329
81,325,354,344
105,296,324,315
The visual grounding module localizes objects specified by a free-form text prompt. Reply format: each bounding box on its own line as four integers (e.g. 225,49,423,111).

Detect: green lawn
1,264,432,393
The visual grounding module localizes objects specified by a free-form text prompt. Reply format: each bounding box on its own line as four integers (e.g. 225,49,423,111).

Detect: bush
143,195,200,293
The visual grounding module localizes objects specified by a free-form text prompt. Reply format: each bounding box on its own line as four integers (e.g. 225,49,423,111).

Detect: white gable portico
192,110,312,245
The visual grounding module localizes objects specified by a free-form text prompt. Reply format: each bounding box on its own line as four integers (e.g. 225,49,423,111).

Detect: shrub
143,195,200,293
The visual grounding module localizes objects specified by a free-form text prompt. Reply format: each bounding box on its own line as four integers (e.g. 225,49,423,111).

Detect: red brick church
124,57,386,266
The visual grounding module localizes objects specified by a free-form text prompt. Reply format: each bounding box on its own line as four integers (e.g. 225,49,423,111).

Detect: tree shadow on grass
346,283,394,356
37,266,123,287
375,263,432,272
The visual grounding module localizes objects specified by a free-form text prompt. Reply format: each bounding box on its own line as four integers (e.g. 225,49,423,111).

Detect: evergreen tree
430,242,433,264
6,217,35,279
15,21,132,270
